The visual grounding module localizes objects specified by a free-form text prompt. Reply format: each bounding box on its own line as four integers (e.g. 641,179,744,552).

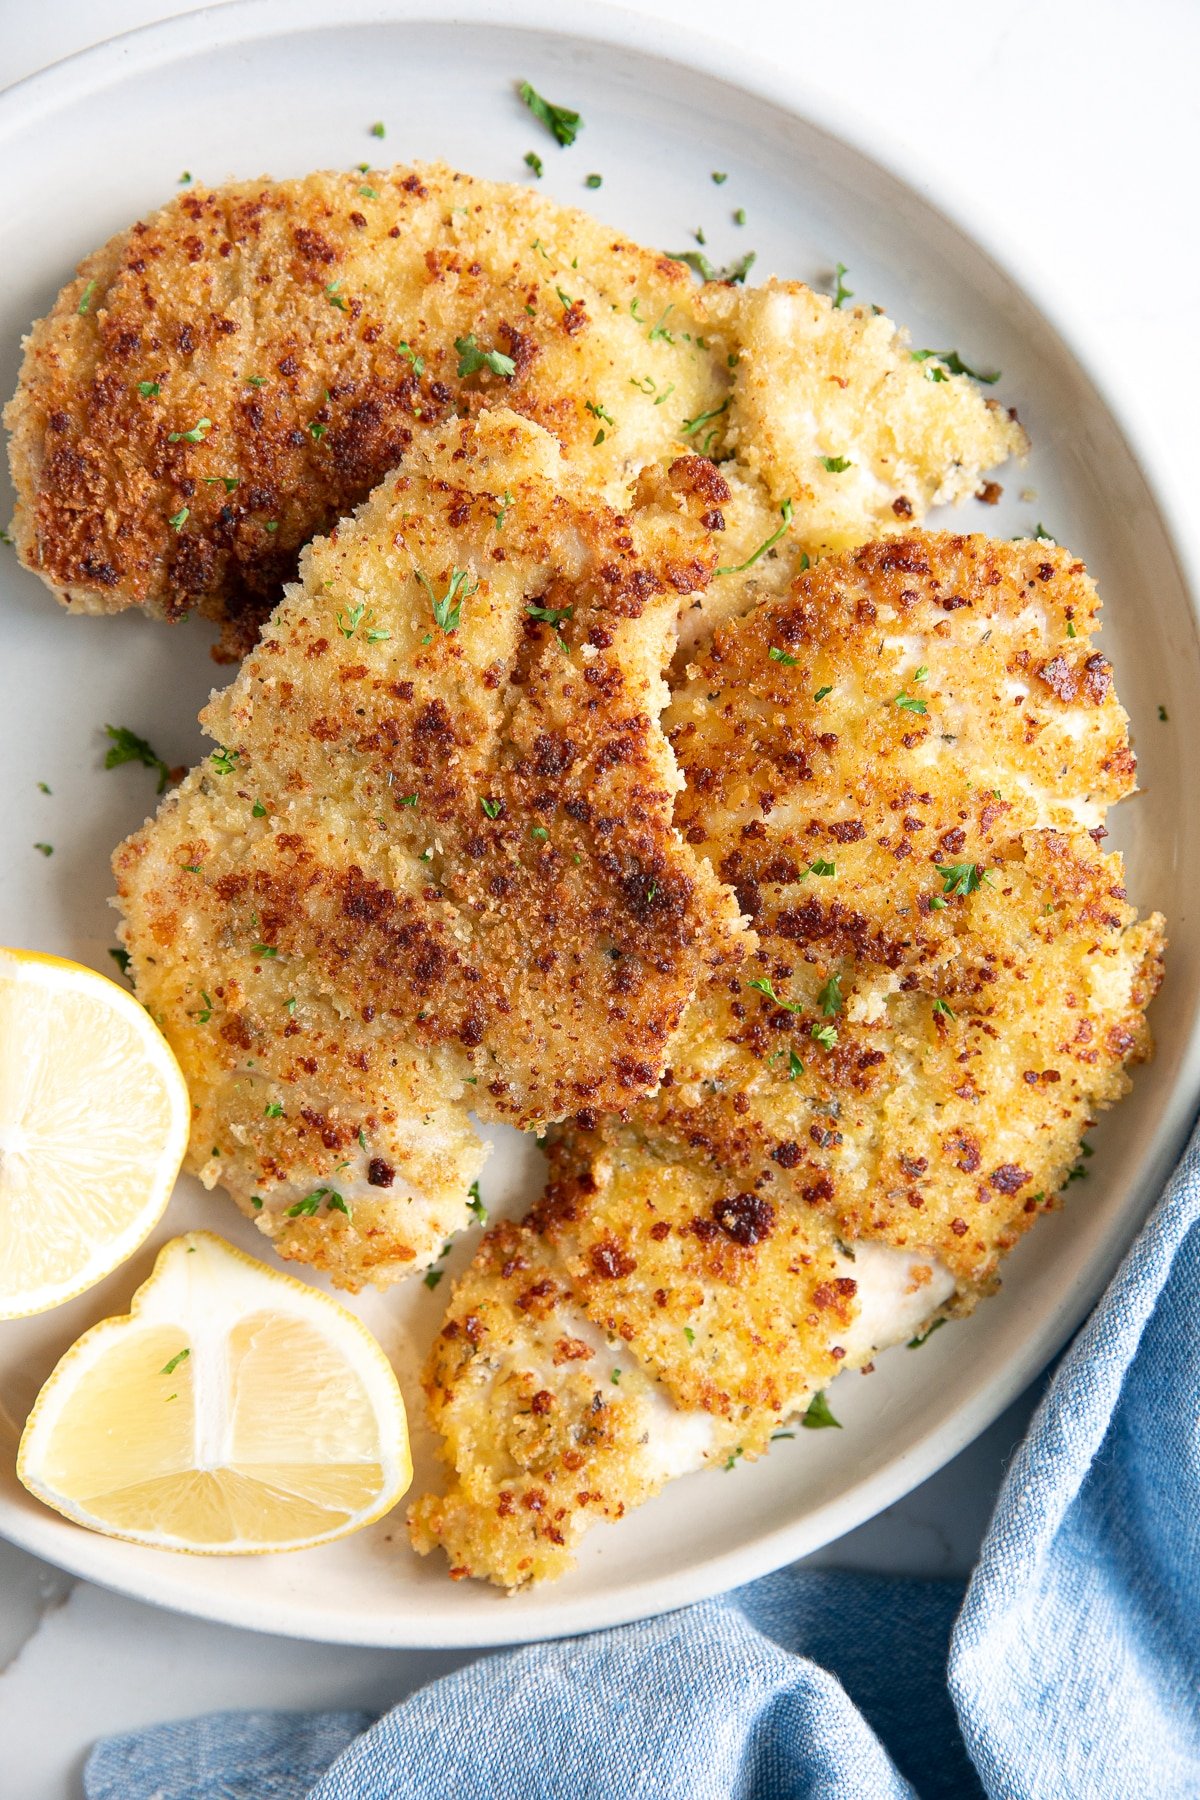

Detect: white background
1,2,1197,1795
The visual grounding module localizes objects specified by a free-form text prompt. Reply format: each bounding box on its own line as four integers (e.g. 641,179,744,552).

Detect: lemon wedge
17,1232,412,1553
0,946,189,1319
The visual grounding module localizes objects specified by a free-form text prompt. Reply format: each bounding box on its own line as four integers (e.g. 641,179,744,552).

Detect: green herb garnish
104,725,171,793
716,498,793,576
518,80,583,147
168,418,211,444
802,1391,841,1429
454,333,516,379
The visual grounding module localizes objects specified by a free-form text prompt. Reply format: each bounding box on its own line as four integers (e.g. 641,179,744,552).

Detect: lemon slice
17,1232,412,1553
0,946,189,1319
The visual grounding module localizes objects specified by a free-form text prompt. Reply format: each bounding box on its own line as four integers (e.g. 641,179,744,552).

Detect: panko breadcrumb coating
112,409,742,1289
6,163,1023,656
410,532,1163,1585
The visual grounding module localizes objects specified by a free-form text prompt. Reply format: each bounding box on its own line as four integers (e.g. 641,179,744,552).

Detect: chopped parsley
680,397,730,440
286,1187,342,1218
33,842,53,857
524,151,544,178
831,262,853,308
586,173,603,188
495,488,515,530
611,1369,622,1385
398,793,419,807
936,861,987,897
109,948,131,975
814,685,834,703
335,600,369,639
36,781,51,794
530,825,549,841
194,991,214,1024
160,1349,190,1376
648,306,676,342
138,380,161,398
370,120,386,138
517,80,583,147
585,399,615,426
684,1326,696,1345
204,475,239,492
168,418,211,444
802,1391,841,1430
910,348,1000,384
210,746,240,775
77,280,97,315
250,943,277,959
723,1446,743,1471
467,1180,488,1226
810,1021,837,1050
245,374,267,387
817,974,843,1017
264,1101,284,1118
454,334,516,379
252,799,267,817
104,724,172,793
733,207,746,226
746,976,802,1014
769,647,798,666
932,998,956,1020
424,1268,445,1289
308,420,327,443
359,185,379,199
820,455,852,473
398,341,425,375
168,506,189,532
1159,705,1169,722
809,858,836,877
711,171,728,184
894,691,927,714
716,498,793,576
787,1049,805,1081
907,1318,947,1350
527,602,573,627
480,796,502,820
417,566,477,632
667,249,756,284
328,1193,351,1217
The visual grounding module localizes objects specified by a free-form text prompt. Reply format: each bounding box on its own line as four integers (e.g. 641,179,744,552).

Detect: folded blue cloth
85,1122,1200,1800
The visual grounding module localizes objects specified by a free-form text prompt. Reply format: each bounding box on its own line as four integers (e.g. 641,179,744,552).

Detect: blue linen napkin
84,1120,1200,1800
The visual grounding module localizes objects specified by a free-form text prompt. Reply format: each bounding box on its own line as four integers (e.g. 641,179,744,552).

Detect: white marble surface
2,1,1197,1795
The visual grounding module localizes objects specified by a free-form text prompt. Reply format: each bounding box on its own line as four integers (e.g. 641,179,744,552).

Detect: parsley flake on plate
518,79,583,147
104,724,172,794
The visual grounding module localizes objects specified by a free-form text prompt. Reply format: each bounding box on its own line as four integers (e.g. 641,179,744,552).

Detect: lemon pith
0,946,190,1318
17,1231,412,1553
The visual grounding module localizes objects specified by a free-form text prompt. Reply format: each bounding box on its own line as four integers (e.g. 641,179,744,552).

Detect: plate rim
1,0,1198,1648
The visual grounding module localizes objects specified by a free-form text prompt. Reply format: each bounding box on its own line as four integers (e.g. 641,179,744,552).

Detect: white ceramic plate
1,0,1197,1649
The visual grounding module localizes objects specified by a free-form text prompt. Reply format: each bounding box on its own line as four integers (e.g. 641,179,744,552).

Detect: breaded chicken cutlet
6,163,1024,657
409,532,1164,1586
113,409,742,1289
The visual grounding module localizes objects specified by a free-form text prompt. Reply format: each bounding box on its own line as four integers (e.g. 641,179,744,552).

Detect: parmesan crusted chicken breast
6,163,1023,656
409,532,1164,1585
113,409,742,1289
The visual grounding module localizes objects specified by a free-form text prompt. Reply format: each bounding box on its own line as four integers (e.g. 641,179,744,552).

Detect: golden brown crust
646,531,1164,1291
112,410,743,1286
410,531,1164,1585
6,165,725,652
6,164,1024,655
